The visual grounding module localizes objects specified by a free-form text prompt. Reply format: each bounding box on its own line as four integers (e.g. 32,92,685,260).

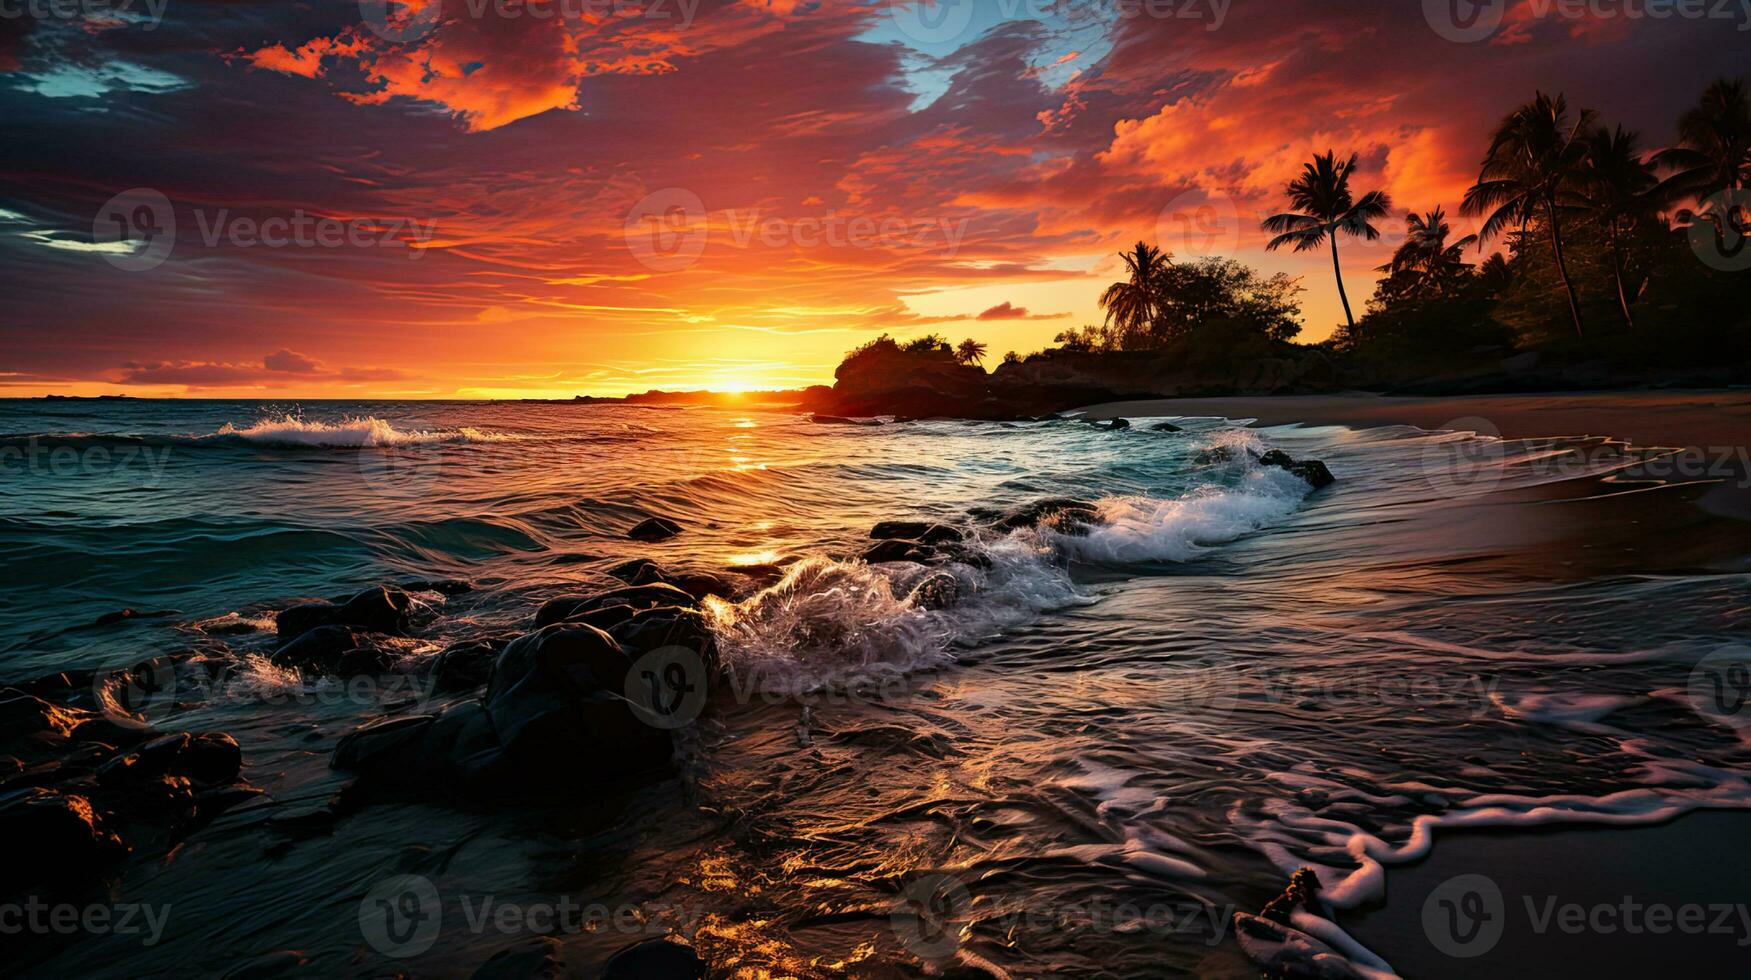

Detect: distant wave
0,415,526,450
214,415,520,447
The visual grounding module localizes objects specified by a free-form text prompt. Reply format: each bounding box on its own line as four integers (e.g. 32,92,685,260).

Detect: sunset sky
1,0,1743,397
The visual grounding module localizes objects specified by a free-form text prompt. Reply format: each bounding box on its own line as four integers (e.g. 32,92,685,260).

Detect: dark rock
1260,867,1323,925
0,788,129,894
987,497,1103,535
1254,449,1337,489
485,625,674,785
104,773,199,823
1087,418,1129,430
332,706,499,791
906,571,961,610
173,733,243,786
861,539,935,564
1,688,88,744
96,732,191,787
276,586,414,641
534,583,697,629
1147,421,1183,432
430,638,508,693
1286,460,1336,489
606,606,719,678
627,517,684,541
90,608,175,627
1194,446,1237,465
601,937,706,980
271,625,381,676
471,936,563,980
605,559,734,601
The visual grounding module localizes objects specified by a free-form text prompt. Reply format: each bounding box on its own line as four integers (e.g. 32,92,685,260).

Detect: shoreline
1075,391,1751,975
1075,389,1751,523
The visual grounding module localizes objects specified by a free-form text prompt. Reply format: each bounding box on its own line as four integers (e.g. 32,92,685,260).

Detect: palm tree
1262,151,1392,330
955,338,988,366
1376,206,1478,297
1462,91,1595,340
1575,125,1658,330
1098,241,1172,347
1654,78,1750,258
1655,78,1751,198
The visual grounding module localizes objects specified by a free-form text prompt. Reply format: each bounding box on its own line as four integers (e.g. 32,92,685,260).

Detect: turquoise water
2,399,1747,976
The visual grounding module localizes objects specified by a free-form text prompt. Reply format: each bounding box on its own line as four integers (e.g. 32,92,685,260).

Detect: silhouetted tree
1463,92,1594,339
1262,151,1392,331
1376,206,1478,301
1574,125,1659,329
1098,242,1172,347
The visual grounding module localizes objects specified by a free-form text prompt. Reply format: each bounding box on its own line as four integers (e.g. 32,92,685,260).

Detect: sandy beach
1081,389,1751,974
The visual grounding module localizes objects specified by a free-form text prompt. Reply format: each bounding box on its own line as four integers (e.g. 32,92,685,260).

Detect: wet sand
1343,809,1751,979
1080,390,1751,975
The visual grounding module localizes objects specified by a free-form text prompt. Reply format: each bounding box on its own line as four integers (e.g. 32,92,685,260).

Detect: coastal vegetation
814,77,1749,415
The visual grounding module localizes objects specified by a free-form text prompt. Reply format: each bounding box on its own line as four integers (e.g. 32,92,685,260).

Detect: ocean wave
1066,473,1310,564
0,415,525,451
212,415,518,448
709,466,1315,694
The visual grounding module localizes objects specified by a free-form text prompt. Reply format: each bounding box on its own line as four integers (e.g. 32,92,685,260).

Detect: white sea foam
711,465,1315,693
210,414,516,448
1066,473,1308,564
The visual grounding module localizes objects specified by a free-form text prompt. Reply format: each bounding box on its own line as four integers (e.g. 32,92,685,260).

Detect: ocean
2,398,1747,976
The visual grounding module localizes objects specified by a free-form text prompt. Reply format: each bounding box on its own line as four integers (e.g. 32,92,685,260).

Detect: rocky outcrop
805,340,1338,420
606,558,735,601
270,625,396,677
333,587,719,803
1255,449,1337,489
534,583,696,629
0,678,255,899
276,586,414,641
